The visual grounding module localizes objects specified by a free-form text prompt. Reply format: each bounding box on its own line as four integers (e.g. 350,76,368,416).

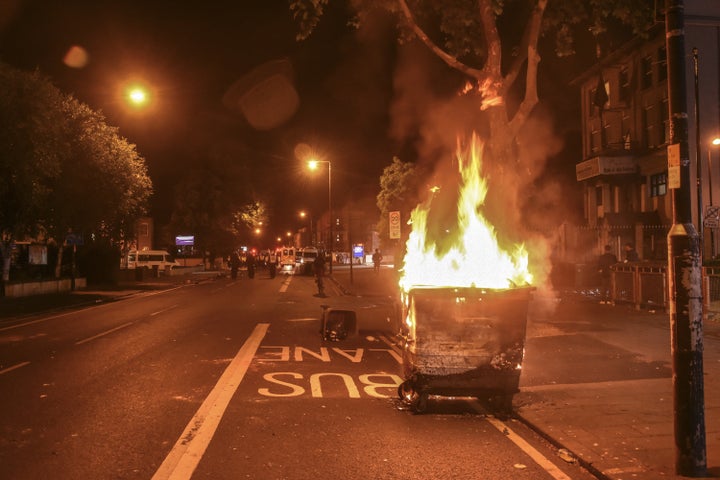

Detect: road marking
0,361,31,375
152,323,269,480
0,285,186,332
75,322,134,345
150,305,179,316
481,412,572,480
279,275,292,292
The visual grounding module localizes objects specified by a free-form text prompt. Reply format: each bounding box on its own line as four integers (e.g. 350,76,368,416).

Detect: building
568,2,720,264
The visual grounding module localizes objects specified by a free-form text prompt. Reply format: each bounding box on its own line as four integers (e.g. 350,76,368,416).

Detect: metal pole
693,48,703,246
328,162,333,274
665,0,707,475
708,149,715,258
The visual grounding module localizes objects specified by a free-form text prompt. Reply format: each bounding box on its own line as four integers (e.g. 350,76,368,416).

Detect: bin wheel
398,380,428,413
483,394,513,415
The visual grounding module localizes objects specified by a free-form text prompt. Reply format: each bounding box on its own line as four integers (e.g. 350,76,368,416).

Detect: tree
169,149,269,261
0,62,152,282
291,1,653,166
375,157,423,244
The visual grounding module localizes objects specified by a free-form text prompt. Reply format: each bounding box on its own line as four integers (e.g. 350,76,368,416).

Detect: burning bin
397,286,533,413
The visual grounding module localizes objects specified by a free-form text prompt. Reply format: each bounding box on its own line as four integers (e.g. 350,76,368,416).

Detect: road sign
389,211,401,239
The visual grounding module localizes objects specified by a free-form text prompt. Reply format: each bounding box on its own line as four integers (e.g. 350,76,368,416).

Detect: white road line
0,361,31,375
152,323,269,480
150,305,179,316
0,285,186,332
75,322,134,345
279,275,292,292
483,414,572,480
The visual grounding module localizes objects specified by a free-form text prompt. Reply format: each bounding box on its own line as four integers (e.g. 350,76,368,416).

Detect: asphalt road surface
0,267,598,479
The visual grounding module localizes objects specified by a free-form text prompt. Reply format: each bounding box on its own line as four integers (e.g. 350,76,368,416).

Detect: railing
605,262,720,313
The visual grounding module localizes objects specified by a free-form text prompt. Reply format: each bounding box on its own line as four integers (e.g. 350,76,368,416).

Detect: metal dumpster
397,286,533,413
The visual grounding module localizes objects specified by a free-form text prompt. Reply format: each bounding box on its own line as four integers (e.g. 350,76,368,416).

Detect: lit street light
299,211,313,246
308,158,332,273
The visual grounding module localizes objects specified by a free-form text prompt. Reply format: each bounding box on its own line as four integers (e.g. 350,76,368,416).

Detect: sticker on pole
667,143,680,189
704,205,720,228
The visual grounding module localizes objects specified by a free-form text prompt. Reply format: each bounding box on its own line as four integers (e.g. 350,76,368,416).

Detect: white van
126,250,179,270
279,247,296,274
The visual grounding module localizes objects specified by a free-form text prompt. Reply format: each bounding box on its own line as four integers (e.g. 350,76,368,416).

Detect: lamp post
710,137,720,257
299,211,314,246
308,159,332,273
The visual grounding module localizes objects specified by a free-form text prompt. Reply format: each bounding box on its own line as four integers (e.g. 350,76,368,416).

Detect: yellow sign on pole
389,211,401,239
668,143,681,189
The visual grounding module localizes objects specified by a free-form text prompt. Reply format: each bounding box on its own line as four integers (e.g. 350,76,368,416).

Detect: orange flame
399,133,532,292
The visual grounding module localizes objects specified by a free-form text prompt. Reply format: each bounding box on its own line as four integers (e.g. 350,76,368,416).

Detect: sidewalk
332,266,719,479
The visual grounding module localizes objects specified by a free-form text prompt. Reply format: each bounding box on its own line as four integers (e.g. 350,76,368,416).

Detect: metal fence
605,262,720,313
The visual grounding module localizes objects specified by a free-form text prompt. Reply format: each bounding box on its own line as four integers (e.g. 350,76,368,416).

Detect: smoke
388,41,570,297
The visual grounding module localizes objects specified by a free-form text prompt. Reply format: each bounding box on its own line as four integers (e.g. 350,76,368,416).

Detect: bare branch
396,0,485,80
503,0,547,96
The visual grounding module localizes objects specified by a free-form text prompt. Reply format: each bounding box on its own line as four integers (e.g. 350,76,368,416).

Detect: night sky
0,1,584,241
0,0,407,235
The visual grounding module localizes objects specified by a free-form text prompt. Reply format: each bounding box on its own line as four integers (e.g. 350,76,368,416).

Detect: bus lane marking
253,344,403,399
152,323,269,480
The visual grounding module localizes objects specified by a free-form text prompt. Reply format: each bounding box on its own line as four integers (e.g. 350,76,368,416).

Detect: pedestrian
229,251,241,280
246,252,256,279
372,248,383,274
314,250,326,296
623,243,639,263
597,245,617,304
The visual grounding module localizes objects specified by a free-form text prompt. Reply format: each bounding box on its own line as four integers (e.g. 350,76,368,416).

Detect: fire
399,133,533,292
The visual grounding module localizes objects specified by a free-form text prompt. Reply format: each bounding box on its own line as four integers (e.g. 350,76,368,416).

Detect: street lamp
299,211,314,246
308,158,332,273
709,137,720,257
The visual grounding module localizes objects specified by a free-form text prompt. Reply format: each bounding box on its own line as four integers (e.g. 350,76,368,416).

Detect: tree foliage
0,62,152,281
375,156,423,243
169,150,269,258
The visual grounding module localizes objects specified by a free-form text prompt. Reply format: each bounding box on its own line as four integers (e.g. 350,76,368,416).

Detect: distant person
313,251,326,296
624,243,640,263
246,252,256,279
598,245,617,304
229,251,241,280
372,249,383,274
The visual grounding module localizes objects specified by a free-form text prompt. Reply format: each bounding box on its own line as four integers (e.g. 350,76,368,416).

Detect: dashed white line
150,304,179,316
279,275,292,292
75,322,134,345
152,323,269,480
0,361,31,375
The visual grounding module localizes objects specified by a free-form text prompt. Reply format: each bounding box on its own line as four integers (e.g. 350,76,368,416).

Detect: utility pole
665,0,707,476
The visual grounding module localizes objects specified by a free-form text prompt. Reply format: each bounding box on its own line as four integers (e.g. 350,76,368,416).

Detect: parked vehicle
296,247,319,275
279,247,297,274
125,249,179,270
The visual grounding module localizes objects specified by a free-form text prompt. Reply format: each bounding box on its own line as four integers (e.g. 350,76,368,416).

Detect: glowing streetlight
307,158,332,273
299,211,313,246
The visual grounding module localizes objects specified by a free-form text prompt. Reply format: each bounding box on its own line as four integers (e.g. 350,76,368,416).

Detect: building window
641,54,653,89
596,186,603,206
138,223,149,237
619,66,630,103
650,172,667,197
657,45,667,82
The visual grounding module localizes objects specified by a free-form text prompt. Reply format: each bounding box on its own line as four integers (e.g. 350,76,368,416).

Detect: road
0,266,599,480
